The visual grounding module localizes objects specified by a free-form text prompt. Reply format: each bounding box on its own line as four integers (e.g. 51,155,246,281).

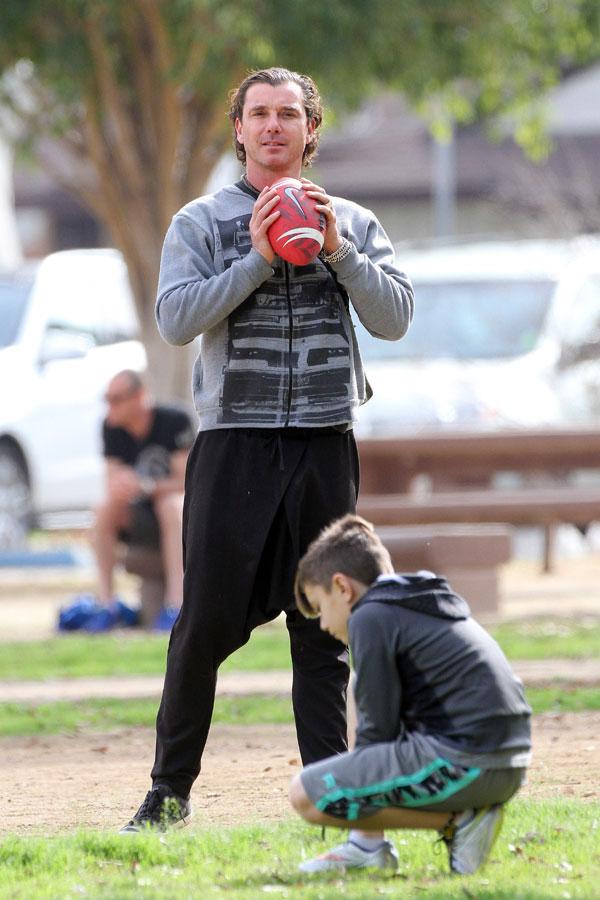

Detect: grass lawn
0,694,293,737
490,616,600,661
1,684,600,737
1,615,599,682
0,622,290,682
1,799,599,899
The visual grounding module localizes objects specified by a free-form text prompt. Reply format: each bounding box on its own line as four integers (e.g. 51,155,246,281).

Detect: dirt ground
1,548,599,835
2,712,598,836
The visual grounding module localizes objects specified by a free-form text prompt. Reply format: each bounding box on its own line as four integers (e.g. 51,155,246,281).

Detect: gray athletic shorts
300,731,527,821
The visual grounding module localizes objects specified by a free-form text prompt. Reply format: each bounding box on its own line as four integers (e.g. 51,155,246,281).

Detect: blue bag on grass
58,595,139,632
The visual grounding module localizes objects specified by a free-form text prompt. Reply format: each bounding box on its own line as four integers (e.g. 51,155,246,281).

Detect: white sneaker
442,805,504,874
299,838,399,873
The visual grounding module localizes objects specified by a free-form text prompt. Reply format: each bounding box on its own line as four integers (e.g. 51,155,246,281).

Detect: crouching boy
289,515,531,876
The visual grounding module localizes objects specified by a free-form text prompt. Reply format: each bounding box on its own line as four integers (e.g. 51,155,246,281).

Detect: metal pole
432,122,456,240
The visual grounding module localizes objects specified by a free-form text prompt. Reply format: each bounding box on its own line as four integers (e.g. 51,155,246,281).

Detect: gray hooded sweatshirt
350,573,532,770
155,179,414,430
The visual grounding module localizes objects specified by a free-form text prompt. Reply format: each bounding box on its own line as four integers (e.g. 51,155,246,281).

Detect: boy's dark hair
228,67,323,167
294,514,393,617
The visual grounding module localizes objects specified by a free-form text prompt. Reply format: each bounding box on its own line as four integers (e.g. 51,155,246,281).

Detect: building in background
12,165,104,258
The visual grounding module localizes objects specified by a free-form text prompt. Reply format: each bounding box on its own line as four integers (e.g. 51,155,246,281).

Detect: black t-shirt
102,405,196,478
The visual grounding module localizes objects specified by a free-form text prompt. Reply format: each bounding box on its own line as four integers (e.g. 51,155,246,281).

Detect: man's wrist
253,245,275,266
139,477,157,497
321,238,353,264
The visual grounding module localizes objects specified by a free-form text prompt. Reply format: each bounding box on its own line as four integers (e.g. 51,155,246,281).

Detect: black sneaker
119,786,192,833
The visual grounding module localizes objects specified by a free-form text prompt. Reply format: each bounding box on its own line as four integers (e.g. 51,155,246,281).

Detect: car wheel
0,444,32,550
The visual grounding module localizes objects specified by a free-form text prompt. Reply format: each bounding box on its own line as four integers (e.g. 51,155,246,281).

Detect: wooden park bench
357,426,600,574
358,427,600,494
358,483,600,573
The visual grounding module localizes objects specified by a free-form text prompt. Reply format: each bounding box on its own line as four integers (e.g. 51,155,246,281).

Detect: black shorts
118,498,160,548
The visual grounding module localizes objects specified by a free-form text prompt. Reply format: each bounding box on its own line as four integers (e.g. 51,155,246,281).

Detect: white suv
355,237,600,437
0,248,145,547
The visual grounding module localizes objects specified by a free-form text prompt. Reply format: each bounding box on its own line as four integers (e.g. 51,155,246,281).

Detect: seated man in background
90,369,195,629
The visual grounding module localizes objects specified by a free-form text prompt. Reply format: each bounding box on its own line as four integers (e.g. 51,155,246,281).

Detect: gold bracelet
321,239,353,264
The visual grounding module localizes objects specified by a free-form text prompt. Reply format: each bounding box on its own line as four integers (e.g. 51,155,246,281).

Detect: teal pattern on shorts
315,757,481,821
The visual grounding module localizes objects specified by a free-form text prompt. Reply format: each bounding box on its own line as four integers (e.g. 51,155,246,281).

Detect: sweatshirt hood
353,571,471,620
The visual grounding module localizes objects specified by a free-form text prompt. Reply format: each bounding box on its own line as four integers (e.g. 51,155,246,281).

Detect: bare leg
154,492,184,606
289,774,448,832
92,498,131,604
344,682,382,840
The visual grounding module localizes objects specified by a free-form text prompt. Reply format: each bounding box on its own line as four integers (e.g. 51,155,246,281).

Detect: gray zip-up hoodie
350,573,532,769
156,179,413,430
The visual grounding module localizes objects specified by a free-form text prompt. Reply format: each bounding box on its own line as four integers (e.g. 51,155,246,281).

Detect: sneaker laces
135,788,167,821
434,812,457,855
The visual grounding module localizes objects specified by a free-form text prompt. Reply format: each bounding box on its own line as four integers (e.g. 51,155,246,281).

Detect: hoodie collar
353,572,471,621
236,176,260,199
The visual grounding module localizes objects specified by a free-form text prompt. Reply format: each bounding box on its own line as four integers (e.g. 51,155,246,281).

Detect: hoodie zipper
283,261,294,426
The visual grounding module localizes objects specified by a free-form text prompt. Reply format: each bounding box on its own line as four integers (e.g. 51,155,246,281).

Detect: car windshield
356,279,556,361
0,277,33,348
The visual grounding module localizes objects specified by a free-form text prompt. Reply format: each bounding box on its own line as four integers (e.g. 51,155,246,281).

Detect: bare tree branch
181,99,231,199
83,91,144,274
82,7,146,198
130,0,183,231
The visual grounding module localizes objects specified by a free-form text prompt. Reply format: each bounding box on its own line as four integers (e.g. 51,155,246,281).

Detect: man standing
93,369,194,623
121,67,413,830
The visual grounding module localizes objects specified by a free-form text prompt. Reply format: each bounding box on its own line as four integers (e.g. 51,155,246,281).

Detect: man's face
304,580,351,644
235,81,314,179
104,377,143,429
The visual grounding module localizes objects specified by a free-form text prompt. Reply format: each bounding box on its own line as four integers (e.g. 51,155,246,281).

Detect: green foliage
2,0,599,348
1,0,600,149
0,801,599,898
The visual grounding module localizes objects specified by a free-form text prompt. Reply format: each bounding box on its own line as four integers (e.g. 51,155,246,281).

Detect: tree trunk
16,5,236,404
116,227,197,409
142,323,197,412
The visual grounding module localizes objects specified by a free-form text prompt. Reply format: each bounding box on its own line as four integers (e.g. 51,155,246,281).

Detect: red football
267,177,326,266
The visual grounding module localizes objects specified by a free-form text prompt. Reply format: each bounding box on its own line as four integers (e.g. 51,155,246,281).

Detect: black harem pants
151,426,359,798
